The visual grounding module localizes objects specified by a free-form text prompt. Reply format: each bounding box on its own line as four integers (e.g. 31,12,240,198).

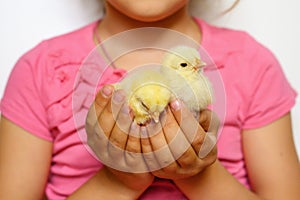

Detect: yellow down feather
161,46,213,117
115,68,171,125
114,45,213,125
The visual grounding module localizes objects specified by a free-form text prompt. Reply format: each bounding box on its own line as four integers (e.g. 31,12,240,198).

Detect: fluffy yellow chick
161,46,213,116
115,67,171,125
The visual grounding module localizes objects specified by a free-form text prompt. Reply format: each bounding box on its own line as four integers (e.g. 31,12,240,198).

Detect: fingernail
170,99,181,111
101,85,113,98
112,90,125,103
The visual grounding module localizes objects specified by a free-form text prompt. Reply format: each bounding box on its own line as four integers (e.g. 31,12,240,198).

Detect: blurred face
105,0,189,22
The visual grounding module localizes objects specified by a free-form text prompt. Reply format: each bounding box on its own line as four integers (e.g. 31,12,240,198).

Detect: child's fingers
97,89,126,138
86,85,114,128
94,85,115,116
199,109,220,136
169,99,217,159
146,120,177,170
105,103,132,171
126,123,141,153
161,108,198,169
198,109,219,158
170,100,206,152
85,85,117,164
124,123,149,173
109,104,131,150
141,127,160,172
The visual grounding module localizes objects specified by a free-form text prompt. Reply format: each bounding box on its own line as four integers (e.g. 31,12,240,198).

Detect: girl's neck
97,2,201,43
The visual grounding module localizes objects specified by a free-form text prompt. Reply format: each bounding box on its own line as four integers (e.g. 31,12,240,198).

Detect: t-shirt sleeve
242,39,297,129
0,43,53,141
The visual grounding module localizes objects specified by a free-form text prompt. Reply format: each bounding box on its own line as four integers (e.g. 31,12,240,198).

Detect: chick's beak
193,65,201,71
151,111,160,123
193,61,206,71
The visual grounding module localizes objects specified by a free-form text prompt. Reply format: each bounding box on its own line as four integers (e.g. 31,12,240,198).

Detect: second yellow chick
161,46,213,117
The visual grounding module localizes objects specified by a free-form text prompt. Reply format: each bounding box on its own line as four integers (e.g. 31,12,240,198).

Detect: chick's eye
141,102,149,110
180,63,187,67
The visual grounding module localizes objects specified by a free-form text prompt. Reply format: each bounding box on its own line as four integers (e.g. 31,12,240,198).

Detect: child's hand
86,84,218,188
142,100,219,180
85,85,154,191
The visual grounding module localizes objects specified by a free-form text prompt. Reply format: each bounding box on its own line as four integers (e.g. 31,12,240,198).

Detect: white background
0,0,299,155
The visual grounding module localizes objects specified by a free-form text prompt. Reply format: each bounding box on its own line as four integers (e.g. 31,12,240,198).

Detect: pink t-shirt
1,18,297,199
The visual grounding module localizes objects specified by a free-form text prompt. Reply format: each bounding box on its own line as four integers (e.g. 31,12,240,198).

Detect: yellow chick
115,67,171,125
161,46,213,117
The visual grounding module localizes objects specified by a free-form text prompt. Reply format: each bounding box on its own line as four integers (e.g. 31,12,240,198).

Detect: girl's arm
0,117,146,200
174,113,300,200
0,84,153,200
0,117,53,200
67,167,147,200
242,113,300,199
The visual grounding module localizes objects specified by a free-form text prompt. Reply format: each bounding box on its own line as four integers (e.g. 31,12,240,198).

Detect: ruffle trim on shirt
45,48,87,136
43,49,124,154
74,63,126,159
44,46,126,144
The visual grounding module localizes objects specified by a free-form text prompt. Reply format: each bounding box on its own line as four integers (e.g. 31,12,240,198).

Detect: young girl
0,0,299,199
